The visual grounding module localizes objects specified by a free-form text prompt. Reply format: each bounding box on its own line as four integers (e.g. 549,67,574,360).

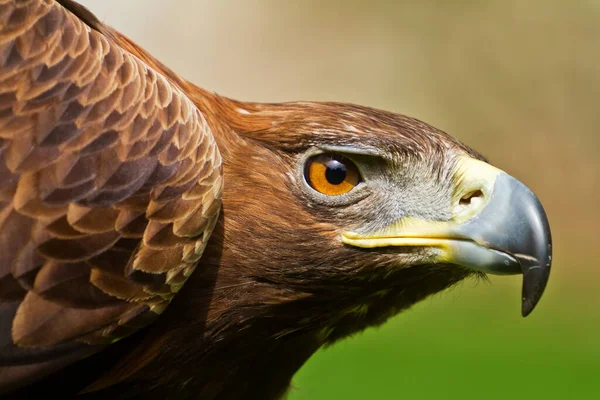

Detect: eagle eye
304,153,361,196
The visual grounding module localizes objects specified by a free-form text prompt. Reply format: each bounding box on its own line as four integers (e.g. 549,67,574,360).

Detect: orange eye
305,154,361,196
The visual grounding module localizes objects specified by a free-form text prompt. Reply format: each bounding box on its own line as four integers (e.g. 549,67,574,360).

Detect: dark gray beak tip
514,186,552,317
521,260,551,317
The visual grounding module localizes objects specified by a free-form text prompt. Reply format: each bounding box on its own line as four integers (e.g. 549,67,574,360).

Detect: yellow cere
451,156,502,223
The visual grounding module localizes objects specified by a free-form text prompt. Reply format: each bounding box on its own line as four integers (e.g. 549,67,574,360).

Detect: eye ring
304,153,362,196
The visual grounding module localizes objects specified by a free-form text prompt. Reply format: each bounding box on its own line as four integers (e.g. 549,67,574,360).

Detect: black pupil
325,160,347,185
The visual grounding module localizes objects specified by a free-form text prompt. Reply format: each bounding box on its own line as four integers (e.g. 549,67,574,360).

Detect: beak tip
520,265,551,317
521,301,534,317
522,298,540,317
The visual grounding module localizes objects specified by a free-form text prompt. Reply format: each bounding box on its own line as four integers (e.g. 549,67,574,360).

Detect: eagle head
183,97,552,349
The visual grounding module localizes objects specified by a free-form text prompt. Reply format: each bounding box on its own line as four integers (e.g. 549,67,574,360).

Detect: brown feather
0,0,222,393
12,291,130,347
33,261,119,307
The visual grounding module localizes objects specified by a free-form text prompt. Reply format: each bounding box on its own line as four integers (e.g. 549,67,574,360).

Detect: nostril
459,189,484,207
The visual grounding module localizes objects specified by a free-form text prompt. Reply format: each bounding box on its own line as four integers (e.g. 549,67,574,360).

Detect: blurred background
81,1,599,398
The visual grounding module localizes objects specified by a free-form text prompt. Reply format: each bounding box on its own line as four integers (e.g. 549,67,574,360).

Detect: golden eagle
0,1,552,399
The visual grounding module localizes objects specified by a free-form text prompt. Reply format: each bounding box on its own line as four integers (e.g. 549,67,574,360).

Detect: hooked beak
342,157,552,316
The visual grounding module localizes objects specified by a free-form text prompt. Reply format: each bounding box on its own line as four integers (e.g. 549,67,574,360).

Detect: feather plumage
0,0,222,392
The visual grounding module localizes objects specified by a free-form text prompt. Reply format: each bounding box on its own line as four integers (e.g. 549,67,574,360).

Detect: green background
291,271,597,399
82,1,600,398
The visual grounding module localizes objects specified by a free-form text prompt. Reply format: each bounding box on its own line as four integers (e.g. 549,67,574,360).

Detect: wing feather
0,0,222,393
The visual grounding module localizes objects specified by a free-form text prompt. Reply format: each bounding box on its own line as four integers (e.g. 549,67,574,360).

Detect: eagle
0,1,552,399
